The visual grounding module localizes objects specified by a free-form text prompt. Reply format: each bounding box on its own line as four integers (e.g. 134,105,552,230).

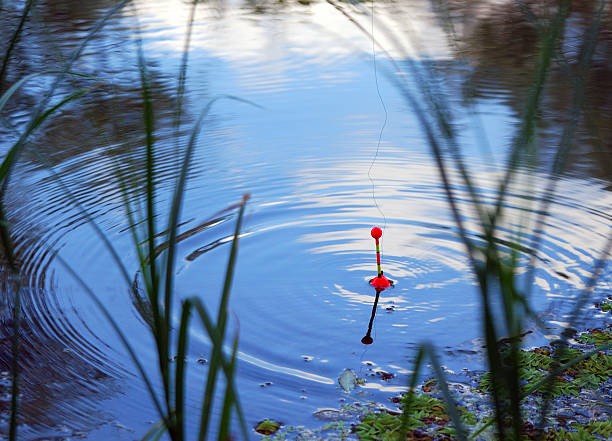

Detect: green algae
354,392,477,441
258,326,610,441
477,342,611,398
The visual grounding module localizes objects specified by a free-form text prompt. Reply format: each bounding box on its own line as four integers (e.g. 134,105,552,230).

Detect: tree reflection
1,0,191,437
446,0,611,179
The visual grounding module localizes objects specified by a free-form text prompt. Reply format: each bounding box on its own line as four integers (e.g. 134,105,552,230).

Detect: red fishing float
369,226,392,290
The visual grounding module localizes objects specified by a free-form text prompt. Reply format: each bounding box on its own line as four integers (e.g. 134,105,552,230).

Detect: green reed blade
400,344,467,441
0,0,35,87
140,418,167,441
524,0,606,300
0,82,110,441
0,71,85,114
400,345,426,437
155,95,256,441
193,296,229,439
190,297,249,441
1,0,129,190
425,343,468,441
162,95,259,347
162,97,221,369
134,27,161,321
198,194,248,440
137,42,158,300
174,299,193,440
173,0,199,147
218,331,240,441
129,21,172,418
53,253,166,422
328,0,489,231
490,1,570,230
115,165,153,306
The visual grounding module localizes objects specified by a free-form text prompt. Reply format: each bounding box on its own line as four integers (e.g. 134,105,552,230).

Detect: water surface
0,0,610,439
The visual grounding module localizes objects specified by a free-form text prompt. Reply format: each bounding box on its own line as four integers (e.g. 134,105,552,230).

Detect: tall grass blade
127,16,179,432
191,298,249,441
0,88,87,441
400,344,467,440
524,0,606,298
423,2,568,437
328,1,596,439
425,343,467,441
0,87,88,185
140,418,167,441
174,0,199,146
535,233,611,429
0,71,87,114
104,10,257,437
0,0,35,87
400,346,426,436
491,0,570,229
174,300,193,440
53,253,166,421
198,193,249,440
162,94,259,344
149,93,257,439
218,331,240,441
0,0,128,195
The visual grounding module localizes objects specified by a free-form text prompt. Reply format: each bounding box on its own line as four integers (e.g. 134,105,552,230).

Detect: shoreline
259,298,612,440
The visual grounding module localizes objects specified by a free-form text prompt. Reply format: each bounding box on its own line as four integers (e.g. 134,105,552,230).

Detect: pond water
1,0,610,439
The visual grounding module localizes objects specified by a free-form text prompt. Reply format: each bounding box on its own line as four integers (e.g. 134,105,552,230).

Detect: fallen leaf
338,368,359,393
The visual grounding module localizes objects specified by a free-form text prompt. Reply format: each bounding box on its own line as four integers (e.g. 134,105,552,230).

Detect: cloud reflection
290,152,611,299
135,0,451,66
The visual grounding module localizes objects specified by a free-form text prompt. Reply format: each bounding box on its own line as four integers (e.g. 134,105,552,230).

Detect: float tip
370,226,383,240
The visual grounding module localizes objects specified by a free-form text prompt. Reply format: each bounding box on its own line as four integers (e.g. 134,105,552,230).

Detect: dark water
1,0,610,439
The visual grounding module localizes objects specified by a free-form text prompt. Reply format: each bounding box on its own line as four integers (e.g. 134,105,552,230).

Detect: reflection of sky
288,155,611,296
137,0,448,100
135,0,451,79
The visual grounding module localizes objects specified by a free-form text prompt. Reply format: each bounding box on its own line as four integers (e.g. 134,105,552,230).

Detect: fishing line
367,0,388,252
360,1,387,358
